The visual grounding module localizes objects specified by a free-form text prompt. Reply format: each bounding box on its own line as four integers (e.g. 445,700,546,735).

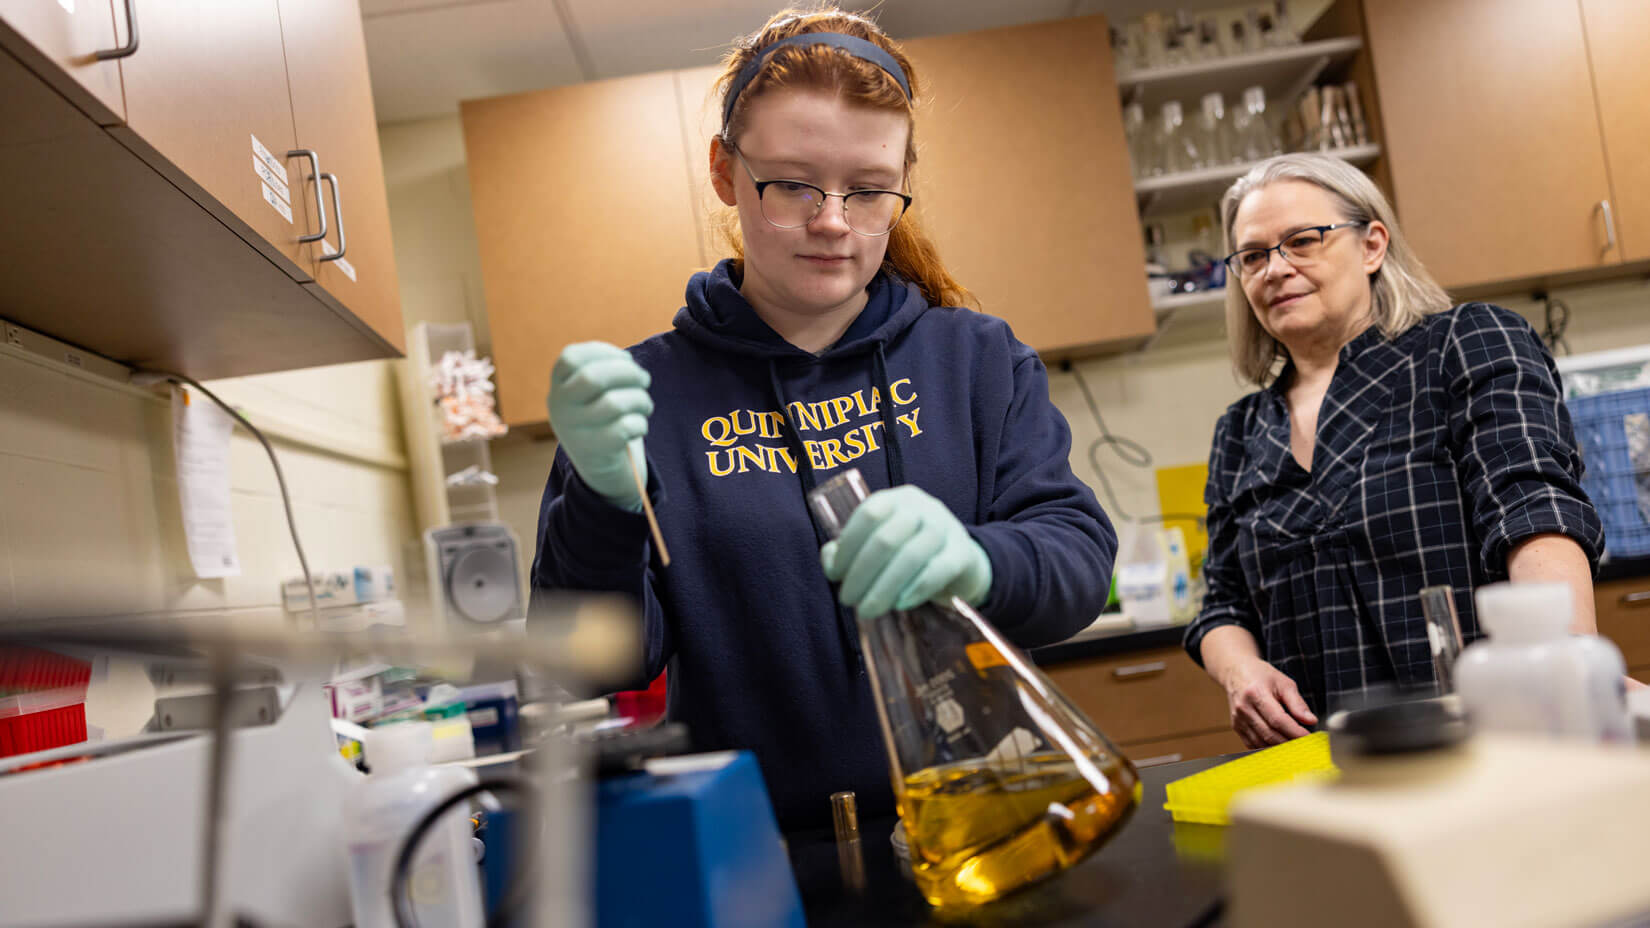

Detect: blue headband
721,32,912,134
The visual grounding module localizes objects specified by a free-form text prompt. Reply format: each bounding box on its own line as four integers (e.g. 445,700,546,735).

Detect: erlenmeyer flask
809,469,1139,909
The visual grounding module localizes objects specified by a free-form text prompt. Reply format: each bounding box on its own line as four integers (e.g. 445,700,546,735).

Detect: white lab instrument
1228,732,1650,928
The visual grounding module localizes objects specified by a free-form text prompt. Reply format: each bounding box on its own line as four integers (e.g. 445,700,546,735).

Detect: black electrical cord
1067,364,1208,529
1539,292,1572,356
391,777,535,928
130,368,321,627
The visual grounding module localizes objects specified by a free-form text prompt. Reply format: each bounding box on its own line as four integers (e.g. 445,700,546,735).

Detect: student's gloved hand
820,485,993,621
547,342,652,512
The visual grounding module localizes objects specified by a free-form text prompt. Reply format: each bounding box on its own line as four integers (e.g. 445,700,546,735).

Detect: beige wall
0,350,416,623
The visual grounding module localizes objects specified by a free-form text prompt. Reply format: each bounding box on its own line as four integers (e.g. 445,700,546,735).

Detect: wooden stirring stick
627,444,670,567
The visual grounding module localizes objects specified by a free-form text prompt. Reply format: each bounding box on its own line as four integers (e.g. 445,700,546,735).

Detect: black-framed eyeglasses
1223,221,1368,278
728,143,913,236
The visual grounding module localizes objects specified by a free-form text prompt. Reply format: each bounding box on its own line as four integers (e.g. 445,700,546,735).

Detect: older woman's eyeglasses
729,144,912,236
1224,221,1368,279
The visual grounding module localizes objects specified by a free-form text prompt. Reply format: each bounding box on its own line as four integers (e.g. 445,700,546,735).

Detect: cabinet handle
1620,591,1650,607
1599,199,1618,255
1134,753,1183,767
1113,661,1167,680
95,0,139,60
285,150,327,244
320,172,346,262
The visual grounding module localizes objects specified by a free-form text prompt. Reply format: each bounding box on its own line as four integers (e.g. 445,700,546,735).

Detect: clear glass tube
809,469,1139,909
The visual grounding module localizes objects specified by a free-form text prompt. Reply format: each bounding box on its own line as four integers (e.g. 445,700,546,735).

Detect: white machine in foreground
0,681,358,927
1229,729,1650,928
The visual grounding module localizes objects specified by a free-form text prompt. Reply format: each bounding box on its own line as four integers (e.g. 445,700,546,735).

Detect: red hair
712,6,976,309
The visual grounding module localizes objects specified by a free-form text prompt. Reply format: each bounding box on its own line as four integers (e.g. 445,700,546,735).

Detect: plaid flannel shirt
1185,303,1603,714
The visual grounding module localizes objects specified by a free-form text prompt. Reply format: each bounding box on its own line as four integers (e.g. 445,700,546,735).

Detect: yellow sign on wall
1155,463,1209,575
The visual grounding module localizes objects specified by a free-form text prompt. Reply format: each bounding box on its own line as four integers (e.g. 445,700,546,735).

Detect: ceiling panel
363,0,583,122
561,0,776,79
359,0,1284,123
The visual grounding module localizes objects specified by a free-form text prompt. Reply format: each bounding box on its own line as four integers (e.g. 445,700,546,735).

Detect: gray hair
1219,153,1451,386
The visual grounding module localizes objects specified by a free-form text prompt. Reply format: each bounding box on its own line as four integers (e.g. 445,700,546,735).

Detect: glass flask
1155,101,1200,176
1122,102,1152,179
809,469,1140,909
1233,86,1282,162
1192,93,1238,167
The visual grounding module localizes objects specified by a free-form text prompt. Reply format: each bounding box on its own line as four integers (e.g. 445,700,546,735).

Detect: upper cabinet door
463,72,703,428
113,0,312,276
1581,0,1650,264
279,0,405,352
0,0,125,124
1364,0,1618,289
900,17,1153,355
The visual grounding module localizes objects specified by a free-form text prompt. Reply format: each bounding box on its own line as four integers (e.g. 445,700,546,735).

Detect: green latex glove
547,342,652,512
821,485,993,621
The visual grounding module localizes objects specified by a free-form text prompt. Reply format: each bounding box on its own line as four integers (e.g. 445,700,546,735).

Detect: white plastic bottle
1455,581,1630,743
344,722,485,928
1116,527,1171,628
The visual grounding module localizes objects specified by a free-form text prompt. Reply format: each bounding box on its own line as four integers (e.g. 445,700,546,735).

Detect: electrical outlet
4,324,22,348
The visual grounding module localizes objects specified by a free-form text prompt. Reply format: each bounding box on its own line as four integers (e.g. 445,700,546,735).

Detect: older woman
1184,153,1606,748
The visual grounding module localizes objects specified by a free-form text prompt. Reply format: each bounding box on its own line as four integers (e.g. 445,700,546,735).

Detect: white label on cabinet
56,0,74,14
253,155,290,204
320,239,357,282
262,182,293,223
250,133,288,186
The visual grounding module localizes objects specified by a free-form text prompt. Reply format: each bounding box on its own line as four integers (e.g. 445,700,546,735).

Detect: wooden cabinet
0,0,124,124
280,0,405,353
900,18,1153,358
113,0,314,275
1595,577,1650,677
0,0,403,379
462,71,705,427
1044,646,1238,762
1579,0,1650,264
1363,0,1618,290
1363,0,1650,291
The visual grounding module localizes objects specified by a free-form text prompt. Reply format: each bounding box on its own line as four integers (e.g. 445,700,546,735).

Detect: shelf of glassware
1134,142,1380,217
1117,36,1364,113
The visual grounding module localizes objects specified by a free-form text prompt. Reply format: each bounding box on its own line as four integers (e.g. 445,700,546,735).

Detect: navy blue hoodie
532,260,1116,827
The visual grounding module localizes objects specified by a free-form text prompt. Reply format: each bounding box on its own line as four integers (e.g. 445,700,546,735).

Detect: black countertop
1029,622,1189,666
1597,554,1650,584
785,754,1234,928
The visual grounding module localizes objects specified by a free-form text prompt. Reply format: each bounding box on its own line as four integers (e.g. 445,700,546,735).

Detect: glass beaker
809,470,1139,909
1418,585,1465,695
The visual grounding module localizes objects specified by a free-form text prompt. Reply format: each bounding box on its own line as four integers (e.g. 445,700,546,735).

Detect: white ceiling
361,0,1243,123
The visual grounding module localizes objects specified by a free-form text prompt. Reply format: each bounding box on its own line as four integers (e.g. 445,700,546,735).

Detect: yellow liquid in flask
899,753,1136,908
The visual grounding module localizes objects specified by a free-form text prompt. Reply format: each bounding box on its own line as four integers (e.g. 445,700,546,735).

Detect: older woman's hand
1219,656,1318,748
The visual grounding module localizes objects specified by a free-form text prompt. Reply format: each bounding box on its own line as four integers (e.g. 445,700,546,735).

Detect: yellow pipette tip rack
1162,731,1338,825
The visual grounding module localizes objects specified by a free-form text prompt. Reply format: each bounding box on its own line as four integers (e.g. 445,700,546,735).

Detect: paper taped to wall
171,385,241,578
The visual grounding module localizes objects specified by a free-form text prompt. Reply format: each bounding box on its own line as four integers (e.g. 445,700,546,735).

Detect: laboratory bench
784,753,1231,928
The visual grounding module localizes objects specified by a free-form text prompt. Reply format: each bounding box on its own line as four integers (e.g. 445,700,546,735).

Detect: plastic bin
1567,386,1650,557
0,646,91,759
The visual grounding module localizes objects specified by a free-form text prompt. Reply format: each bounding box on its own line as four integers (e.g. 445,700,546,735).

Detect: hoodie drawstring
768,349,913,679
871,345,906,487
768,360,865,676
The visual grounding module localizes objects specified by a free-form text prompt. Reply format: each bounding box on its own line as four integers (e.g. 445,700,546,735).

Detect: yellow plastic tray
1162,731,1338,825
